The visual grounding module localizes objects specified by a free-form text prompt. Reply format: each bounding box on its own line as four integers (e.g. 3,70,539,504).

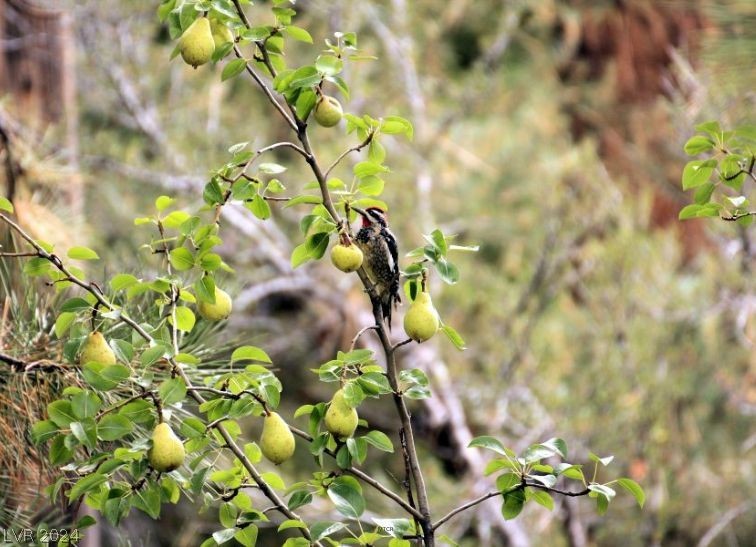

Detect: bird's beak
351,206,367,216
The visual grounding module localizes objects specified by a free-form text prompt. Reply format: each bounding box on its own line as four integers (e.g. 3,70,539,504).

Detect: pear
331,243,363,273
260,412,296,464
313,96,343,127
210,19,234,48
403,291,439,343
79,332,116,365
324,389,358,440
179,17,215,68
148,422,185,472
197,286,233,321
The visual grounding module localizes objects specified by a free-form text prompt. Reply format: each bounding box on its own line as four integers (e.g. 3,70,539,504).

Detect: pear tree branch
230,3,434,543
0,212,316,545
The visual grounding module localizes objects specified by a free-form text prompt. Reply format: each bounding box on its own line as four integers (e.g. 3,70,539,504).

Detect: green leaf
362,430,394,452
327,476,365,518
71,391,102,420
171,306,196,332
67,246,100,261
496,472,520,492
61,297,92,312
69,473,107,501
155,195,174,211
526,488,554,510
31,420,59,444
222,58,247,81
288,490,313,511
170,247,195,271
97,414,133,441
440,324,466,350
501,489,526,520
469,436,511,456
259,162,287,174
290,242,311,268
159,378,187,405
246,194,271,220
354,161,388,178
616,478,645,508
141,345,168,367
358,176,384,196
589,483,616,501
436,258,459,284
681,159,717,190
284,25,313,43
54,312,76,339
231,346,272,364
234,526,258,547
678,203,721,220
683,135,714,155
381,116,413,140
110,273,139,291
47,401,77,428
0,196,14,213
81,363,130,391
315,55,343,76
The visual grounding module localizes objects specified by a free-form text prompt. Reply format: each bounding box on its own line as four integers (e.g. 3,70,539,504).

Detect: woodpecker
352,206,401,329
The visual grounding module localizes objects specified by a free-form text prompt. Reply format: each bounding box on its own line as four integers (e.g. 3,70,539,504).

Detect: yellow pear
324,389,358,440
79,332,116,365
179,17,215,68
403,291,439,343
313,96,343,127
210,19,234,48
331,243,363,273
197,286,232,321
260,412,296,464
148,422,185,472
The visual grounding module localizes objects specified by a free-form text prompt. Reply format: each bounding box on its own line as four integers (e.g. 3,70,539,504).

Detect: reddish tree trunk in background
558,0,709,261
0,0,80,212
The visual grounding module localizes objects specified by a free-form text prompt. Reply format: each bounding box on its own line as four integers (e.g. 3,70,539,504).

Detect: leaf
354,161,388,178
47,401,76,428
284,25,313,43
170,247,195,271
155,195,174,211
171,306,196,332
69,473,107,501
258,162,287,174
81,363,130,391
681,159,717,190
327,476,365,518
159,378,187,405
71,391,102,420
222,58,247,81
231,345,272,364
97,415,133,441
617,478,645,508
589,453,615,467
234,526,258,547
67,246,99,261
435,258,459,284
315,55,343,76
290,242,311,268
441,324,466,350
526,488,554,510
31,420,59,444
496,472,520,492
362,430,394,452
683,135,714,155
61,297,92,312
288,490,313,511
500,489,526,520
0,196,14,213
358,176,384,196
54,312,76,339
110,273,139,291
246,194,271,220
469,436,511,456
678,203,721,220
311,522,347,541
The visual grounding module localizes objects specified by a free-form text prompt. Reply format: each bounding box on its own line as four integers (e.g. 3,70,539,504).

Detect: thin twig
324,132,375,179
349,325,378,351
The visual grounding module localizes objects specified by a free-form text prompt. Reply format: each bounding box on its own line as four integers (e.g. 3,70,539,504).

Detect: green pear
179,17,215,68
148,422,186,472
403,291,439,343
197,286,233,321
324,389,358,440
313,96,343,127
79,332,116,365
210,19,234,48
260,412,295,464
331,243,363,273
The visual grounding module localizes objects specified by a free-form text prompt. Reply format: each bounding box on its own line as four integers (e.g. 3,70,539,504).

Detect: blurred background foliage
1,0,754,545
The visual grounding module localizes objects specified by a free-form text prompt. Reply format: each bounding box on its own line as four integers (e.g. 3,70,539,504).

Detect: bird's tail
381,279,402,331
